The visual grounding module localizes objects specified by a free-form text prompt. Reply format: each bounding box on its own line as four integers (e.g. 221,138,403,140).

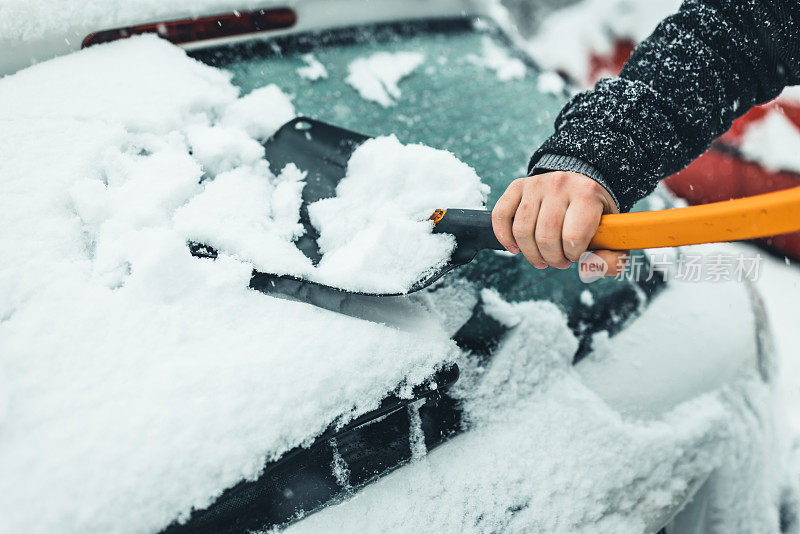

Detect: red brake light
82,8,297,48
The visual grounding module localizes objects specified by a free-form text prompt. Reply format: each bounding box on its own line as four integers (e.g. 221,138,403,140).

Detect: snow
536,70,566,95
740,110,800,174
0,35,463,534
0,0,288,42
345,51,425,107
520,0,800,520
176,131,489,294
297,53,328,81
525,0,680,84
780,86,800,105
306,136,489,293
578,262,757,417
3,3,799,532
579,289,594,307
184,124,266,175
285,285,779,533
174,162,311,276
219,84,296,140
480,287,522,328
466,35,526,81
748,248,800,491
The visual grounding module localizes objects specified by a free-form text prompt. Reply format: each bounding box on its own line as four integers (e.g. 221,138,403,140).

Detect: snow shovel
190,117,800,297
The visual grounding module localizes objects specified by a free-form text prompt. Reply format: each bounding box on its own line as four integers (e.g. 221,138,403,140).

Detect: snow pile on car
0,35,465,534
525,0,680,84
0,0,286,42
178,133,489,294
345,51,425,107
285,284,785,533
306,136,489,292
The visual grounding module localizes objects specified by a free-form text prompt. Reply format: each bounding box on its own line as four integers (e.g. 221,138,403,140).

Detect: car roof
0,0,497,76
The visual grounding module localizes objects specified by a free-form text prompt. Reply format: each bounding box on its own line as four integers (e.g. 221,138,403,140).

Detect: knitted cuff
528,153,621,211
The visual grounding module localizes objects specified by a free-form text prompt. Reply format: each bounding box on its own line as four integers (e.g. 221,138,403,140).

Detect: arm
493,0,800,269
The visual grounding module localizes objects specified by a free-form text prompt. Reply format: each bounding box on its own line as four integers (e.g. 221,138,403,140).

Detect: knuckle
577,182,609,205
512,220,531,240
547,172,569,189
535,218,560,241
563,229,590,246
536,231,557,247
521,180,540,196
577,177,601,193
491,207,507,221
516,200,534,214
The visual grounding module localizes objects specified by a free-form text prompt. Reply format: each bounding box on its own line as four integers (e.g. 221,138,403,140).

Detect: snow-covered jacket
528,0,800,212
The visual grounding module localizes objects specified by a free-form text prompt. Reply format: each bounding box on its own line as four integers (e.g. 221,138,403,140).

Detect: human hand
491,171,627,275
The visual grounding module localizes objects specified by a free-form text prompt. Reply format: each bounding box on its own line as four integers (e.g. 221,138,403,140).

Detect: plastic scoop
190,118,800,297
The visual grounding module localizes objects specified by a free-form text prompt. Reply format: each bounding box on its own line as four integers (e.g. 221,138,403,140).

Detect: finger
512,195,546,268
535,198,570,269
491,179,523,254
562,199,603,262
592,249,630,276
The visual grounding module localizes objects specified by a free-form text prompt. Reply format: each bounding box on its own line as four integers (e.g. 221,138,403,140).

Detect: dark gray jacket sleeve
529,0,800,212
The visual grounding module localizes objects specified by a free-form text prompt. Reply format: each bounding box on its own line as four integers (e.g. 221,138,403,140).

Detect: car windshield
191,17,662,333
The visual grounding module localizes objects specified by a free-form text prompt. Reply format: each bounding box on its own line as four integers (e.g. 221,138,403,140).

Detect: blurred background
506,0,800,484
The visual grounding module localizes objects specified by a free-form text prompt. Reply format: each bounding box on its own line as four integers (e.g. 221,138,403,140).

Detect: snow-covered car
0,1,790,534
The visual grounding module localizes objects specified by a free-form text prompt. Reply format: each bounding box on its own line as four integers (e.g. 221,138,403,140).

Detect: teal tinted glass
192,18,653,309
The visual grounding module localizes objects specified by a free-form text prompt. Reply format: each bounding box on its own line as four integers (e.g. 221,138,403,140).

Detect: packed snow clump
740,110,800,174
297,53,328,81
306,136,489,292
0,35,461,534
219,83,296,139
174,162,312,276
184,124,266,176
467,35,526,81
346,51,425,107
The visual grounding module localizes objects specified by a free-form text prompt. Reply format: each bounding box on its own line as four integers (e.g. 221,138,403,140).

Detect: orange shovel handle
589,186,800,250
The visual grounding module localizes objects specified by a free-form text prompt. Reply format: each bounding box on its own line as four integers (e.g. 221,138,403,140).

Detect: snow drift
0,35,465,534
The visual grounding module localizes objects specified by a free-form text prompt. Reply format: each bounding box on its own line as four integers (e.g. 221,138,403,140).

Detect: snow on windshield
297,53,328,81
345,51,426,107
466,35,526,82
0,35,463,534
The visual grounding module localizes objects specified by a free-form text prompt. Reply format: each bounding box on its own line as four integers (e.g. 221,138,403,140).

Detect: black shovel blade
190,117,483,297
